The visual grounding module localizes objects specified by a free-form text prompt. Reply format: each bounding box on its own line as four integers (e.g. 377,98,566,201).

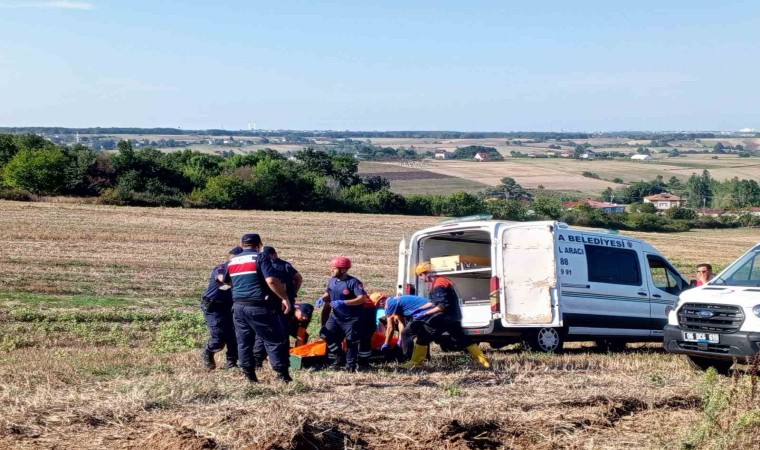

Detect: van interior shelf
433,267,492,278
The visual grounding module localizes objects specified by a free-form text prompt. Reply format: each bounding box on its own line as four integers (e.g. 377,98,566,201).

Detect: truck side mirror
689,279,697,288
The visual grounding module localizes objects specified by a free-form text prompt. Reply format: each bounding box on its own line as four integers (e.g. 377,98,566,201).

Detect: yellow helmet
369,292,387,304
415,261,433,276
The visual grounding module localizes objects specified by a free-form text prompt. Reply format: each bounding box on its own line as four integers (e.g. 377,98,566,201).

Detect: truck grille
678,303,744,334
677,341,731,354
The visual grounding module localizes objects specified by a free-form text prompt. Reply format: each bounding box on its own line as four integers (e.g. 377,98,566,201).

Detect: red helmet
330,256,352,269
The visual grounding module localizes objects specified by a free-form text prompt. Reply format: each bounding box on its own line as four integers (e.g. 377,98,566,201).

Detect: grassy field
0,201,758,449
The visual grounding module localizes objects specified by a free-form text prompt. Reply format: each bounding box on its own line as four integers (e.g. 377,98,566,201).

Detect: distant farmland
361,154,760,197
358,161,489,195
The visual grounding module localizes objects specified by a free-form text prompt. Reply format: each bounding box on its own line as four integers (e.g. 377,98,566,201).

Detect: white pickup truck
664,243,760,373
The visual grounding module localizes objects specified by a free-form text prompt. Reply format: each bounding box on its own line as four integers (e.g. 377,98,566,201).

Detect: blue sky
0,1,758,131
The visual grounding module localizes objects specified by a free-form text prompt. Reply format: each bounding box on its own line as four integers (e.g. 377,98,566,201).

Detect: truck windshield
713,246,760,287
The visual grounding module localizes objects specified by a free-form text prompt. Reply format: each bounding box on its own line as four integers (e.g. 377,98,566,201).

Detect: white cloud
0,1,94,9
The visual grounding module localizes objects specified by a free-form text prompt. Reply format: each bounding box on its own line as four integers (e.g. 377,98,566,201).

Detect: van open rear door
500,224,560,327
396,238,407,296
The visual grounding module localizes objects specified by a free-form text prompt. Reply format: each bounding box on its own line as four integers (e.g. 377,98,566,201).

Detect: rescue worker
357,291,383,370
253,246,303,365
402,261,491,369
225,233,292,383
316,256,367,371
382,294,433,361
200,246,244,370
289,302,314,347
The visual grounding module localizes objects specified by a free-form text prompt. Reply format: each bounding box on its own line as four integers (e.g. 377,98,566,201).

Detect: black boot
242,368,258,383
202,349,216,370
275,369,293,383
223,359,238,370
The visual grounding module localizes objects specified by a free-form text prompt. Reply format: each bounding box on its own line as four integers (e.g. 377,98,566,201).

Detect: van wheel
686,356,733,375
523,328,564,353
595,339,627,352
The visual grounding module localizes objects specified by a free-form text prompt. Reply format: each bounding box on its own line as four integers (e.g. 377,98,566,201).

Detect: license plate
683,332,719,344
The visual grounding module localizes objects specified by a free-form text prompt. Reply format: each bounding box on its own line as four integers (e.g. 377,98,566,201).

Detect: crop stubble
0,201,758,449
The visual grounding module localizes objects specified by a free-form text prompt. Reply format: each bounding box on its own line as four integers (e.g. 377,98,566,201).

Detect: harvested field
406,157,760,195
0,201,758,449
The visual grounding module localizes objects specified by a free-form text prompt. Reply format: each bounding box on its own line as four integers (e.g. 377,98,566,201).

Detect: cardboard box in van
431,255,490,272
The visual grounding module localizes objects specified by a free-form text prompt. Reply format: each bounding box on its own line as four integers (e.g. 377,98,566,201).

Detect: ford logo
697,310,715,318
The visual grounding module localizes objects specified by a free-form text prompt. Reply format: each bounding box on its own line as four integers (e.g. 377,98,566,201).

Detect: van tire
523,327,564,353
686,355,733,375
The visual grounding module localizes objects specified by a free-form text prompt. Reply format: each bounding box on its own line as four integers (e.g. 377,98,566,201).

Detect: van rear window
585,245,641,286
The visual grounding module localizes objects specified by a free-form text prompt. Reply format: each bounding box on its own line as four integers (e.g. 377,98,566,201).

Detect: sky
0,0,758,131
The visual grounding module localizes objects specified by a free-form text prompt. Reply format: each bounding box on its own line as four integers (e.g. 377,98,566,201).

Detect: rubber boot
401,344,428,369
202,349,216,370
466,344,492,369
242,368,258,383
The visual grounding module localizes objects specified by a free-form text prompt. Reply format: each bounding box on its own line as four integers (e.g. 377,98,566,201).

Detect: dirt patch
269,418,370,450
138,426,218,450
431,419,517,450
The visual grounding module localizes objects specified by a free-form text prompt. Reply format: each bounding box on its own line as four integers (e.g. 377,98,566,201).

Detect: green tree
2,147,69,194
532,196,563,219
686,170,713,208
0,134,19,167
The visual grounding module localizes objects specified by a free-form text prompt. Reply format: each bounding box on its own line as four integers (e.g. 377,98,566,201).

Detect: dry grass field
0,201,758,449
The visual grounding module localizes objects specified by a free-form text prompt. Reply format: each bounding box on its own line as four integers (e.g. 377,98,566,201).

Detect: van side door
566,241,651,337
644,253,687,336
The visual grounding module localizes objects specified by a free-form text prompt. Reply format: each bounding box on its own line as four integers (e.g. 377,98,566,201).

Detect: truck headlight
754,305,760,318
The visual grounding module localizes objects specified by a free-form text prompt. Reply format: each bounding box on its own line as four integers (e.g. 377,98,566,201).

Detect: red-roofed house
563,198,626,214
643,193,686,211
474,152,490,162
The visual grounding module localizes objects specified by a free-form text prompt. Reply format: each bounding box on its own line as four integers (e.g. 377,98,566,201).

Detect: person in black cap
224,233,293,383
253,246,303,364
289,302,314,347
200,246,243,370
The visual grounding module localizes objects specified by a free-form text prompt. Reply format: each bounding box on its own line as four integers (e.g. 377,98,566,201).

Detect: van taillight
405,283,416,295
490,276,500,312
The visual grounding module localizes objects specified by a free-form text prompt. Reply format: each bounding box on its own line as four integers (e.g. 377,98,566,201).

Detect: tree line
1,133,757,231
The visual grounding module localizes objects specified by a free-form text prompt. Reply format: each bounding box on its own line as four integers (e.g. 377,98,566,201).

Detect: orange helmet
330,256,352,269
369,292,387,304
415,261,433,276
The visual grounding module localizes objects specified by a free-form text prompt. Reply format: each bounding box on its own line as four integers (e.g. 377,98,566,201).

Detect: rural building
434,151,451,159
643,193,686,211
697,208,726,217
631,154,653,161
563,198,626,214
474,152,490,162
580,150,596,160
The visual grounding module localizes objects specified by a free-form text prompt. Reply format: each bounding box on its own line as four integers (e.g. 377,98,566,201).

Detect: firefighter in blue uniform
317,256,367,371
253,246,303,365
201,246,244,370
225,233,292,383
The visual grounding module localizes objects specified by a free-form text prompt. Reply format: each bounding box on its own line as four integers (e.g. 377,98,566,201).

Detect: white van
664,243,760,373
397,217,689,352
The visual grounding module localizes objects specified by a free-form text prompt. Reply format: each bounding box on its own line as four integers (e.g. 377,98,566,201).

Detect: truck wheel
523,327,564,353
686,356,733,375
595,339,628,352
